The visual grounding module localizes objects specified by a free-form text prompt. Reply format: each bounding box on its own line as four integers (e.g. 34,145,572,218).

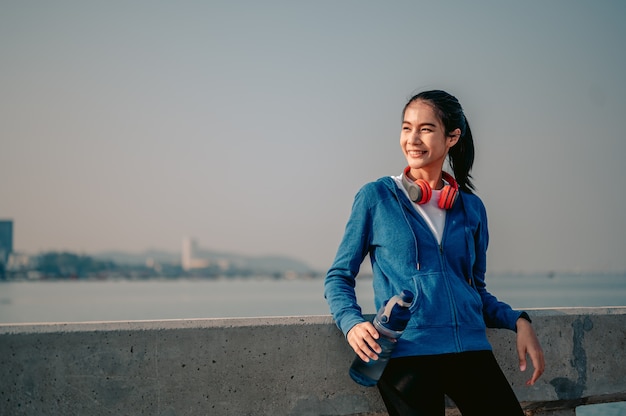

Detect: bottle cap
399,290,414,304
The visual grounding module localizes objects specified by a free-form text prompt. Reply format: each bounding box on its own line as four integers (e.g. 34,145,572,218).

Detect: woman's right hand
347,321,382,362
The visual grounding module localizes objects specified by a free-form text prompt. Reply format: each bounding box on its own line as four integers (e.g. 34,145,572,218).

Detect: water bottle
349,290,414,387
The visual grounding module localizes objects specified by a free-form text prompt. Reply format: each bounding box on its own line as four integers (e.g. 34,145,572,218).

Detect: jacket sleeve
324,186,373,337
472,201,525,331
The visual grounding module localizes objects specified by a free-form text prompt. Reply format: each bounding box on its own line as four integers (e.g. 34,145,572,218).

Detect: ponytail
449,115,475,193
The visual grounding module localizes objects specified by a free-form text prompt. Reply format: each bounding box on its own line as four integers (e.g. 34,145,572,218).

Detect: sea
1,272,625,415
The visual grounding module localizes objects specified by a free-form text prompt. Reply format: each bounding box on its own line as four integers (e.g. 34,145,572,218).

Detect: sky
1,1,625,274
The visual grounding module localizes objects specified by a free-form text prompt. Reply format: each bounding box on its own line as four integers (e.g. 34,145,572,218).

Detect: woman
324,90,544,415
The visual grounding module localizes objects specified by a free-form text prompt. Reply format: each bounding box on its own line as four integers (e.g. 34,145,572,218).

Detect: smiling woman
324,90,545,415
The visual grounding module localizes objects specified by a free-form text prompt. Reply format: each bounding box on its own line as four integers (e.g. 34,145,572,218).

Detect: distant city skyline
2,1,626,273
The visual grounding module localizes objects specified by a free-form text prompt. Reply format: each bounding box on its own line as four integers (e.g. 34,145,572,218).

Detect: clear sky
1,1,625,273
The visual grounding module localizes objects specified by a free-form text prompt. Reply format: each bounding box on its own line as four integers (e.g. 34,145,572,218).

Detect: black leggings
377,350,524,416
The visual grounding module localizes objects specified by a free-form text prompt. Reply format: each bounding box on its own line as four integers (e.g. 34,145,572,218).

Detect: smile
408,150,427,157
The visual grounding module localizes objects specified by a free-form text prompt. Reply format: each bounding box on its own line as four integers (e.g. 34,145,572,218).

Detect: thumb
519,352,527,372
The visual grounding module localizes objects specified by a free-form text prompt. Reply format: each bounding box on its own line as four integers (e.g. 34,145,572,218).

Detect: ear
447,128,461,147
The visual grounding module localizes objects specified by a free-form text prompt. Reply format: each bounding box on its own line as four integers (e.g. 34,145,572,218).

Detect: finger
351,336,380,362
527,368,540,386
364,323,379,339
353,346,371,363
527,362,543,386
363,334,382,354
352,321,378,339
357,345,379,362
357,333,381,359
527,350,545,385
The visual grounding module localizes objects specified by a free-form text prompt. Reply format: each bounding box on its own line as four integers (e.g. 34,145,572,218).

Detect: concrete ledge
1,308,625,415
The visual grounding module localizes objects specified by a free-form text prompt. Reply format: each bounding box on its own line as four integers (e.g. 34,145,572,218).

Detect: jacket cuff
518,311,532,324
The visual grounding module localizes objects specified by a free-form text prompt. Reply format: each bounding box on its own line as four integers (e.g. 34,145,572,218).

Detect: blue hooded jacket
324,176,524,357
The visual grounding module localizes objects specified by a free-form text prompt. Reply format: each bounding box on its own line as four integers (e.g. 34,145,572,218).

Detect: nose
406,132,422,145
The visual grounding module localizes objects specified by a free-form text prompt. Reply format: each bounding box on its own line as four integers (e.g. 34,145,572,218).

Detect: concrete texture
0,307,625,416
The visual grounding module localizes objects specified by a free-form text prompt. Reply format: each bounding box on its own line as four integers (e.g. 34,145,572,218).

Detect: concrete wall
1,307,625,416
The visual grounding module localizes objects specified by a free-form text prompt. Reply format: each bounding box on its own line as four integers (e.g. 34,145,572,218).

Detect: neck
406,168,444,190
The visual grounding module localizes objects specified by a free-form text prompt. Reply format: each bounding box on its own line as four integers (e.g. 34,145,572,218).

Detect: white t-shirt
393,175,446,244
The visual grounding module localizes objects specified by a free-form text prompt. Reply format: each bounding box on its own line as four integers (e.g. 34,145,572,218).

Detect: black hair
403,90,476,193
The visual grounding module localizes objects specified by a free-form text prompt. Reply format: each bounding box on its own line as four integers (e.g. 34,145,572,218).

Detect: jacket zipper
439,220,463,352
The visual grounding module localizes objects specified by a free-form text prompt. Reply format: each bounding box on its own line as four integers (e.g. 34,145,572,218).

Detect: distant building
7,252,32,271
181,237,210,271
0,220,13,279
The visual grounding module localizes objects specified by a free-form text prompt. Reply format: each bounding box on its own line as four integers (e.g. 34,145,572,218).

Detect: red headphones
401,166,459,209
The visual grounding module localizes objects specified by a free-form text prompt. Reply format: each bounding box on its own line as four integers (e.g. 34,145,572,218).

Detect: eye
420,127,432,133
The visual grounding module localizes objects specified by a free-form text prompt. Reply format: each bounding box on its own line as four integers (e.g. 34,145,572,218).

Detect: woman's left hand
516,318,545,385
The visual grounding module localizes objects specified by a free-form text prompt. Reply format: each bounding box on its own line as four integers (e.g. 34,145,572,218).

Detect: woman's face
400,100,460,178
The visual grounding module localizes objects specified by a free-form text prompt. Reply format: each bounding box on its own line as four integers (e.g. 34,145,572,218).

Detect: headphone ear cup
409,179,431,205
438,185,458,209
